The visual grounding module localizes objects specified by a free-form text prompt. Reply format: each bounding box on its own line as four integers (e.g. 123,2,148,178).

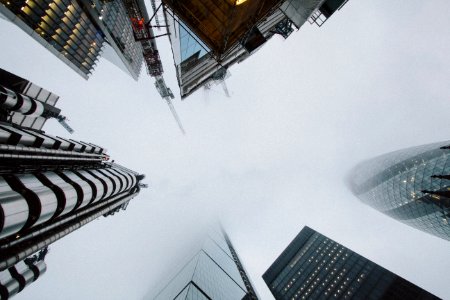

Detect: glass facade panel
154,255,198,300
186,284,211,300
192,251,246,300
173,285,189,300
350,141,450,241
208,228,233,257
152,229,257,299
201,239,246,290
179,24,209,63
263,227,439,300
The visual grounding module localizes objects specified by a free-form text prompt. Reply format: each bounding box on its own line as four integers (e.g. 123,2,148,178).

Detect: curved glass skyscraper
349,141,450,241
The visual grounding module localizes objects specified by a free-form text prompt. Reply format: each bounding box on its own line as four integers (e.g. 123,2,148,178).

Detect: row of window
3,0,104,75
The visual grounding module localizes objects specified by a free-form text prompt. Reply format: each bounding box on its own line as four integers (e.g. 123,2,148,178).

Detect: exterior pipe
0,193,137,271
0,153,102,162
0,189,135,251
0,144,107,159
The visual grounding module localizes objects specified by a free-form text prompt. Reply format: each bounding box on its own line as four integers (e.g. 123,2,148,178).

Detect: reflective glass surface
179,23,209,63
153,229,254,299
264,227,439,300
350,141,450,241
154,256,198,299
185,284,209,300
192,251,246,299
201,238,246,290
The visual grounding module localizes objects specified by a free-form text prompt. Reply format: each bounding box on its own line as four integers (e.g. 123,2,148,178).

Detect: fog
1,0,449,299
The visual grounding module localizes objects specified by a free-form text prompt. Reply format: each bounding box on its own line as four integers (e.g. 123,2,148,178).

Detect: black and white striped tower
0,125,146,299
0,68,62,131
0,70,146,299
0,85,47,118
0,76,75,134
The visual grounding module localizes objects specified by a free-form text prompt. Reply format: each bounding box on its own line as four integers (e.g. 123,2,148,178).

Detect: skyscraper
161,0,349,98
0,0,144,79
263,226,439,300
349,141,450,241
152,227,258,300
0,68,146,299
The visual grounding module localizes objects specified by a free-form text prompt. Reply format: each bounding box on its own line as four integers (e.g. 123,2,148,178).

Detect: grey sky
1,0,450,299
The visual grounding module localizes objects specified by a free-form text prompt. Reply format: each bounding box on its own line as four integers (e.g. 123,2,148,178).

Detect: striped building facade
0,69,145,299
0,68,61,131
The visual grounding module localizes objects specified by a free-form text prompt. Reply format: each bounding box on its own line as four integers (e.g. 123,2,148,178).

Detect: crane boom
124,0,185,134
165,97,185,135
155,77,186,135
56,115,74,134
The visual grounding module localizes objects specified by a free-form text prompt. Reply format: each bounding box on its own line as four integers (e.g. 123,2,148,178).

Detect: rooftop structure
263,226,439,300
160,0,349,99
349,141,450,241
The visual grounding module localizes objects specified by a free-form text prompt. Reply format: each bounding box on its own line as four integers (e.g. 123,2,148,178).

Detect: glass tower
263,226,439,300
0,68,146,299
153,228,258,300
0,0,143,79
349,141,450,241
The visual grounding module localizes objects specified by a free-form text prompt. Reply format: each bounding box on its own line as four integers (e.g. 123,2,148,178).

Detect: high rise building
0,0,184,131
0,0,144,79
349,141,450,241
152,227,258,300
263,226,439,300
161,0,349,99
0,68,146,299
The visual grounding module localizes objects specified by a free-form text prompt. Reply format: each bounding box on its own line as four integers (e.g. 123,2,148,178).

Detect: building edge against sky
348,141,450,241
152,227,259,300
263,226,440,300
0,0,144,80
162,0,349,99
0,67,146,299
0,68,61,131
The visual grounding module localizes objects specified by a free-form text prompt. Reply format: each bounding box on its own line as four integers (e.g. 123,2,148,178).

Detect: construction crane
124,0,185,134
56,115,74,134
149,0,161,28
155,78,185,135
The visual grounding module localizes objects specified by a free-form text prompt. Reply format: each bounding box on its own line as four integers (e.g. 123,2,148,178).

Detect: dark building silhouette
0,68,146,299
263,226,439,300
349,141,450,241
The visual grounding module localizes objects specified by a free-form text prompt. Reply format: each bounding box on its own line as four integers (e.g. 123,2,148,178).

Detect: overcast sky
1,0,450,299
